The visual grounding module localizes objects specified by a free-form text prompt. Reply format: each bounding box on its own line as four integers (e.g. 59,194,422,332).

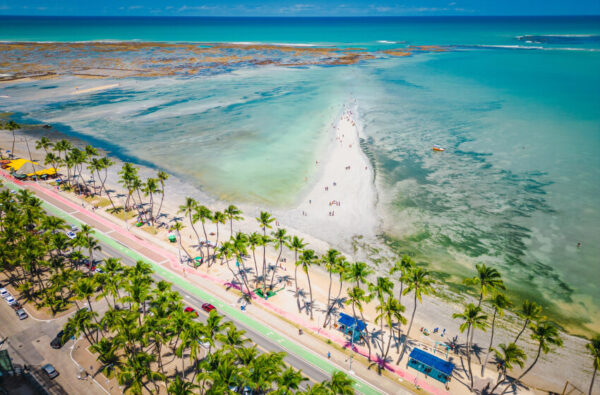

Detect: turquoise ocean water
1,16,599,333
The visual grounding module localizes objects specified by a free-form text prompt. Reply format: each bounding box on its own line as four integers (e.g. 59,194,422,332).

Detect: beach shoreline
1,112,598,394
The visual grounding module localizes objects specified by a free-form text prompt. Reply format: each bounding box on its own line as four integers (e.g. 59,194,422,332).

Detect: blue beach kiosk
336,312,366,343
408,348,454,384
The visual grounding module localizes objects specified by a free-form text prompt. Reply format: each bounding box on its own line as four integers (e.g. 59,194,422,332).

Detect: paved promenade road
1,175,410,395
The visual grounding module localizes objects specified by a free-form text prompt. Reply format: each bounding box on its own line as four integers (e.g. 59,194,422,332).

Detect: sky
0,0,599,17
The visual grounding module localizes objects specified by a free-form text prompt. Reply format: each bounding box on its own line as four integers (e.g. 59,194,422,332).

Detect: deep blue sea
1,16,599,333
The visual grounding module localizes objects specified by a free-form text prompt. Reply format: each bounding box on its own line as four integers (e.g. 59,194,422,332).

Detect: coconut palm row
0,182,357,394
5,134,600,394
32,137,170,226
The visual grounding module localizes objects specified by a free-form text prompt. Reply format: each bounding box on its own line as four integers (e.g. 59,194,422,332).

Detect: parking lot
0,284,106,395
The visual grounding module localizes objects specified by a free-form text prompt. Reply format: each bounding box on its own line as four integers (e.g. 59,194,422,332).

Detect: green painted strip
3,179,382,395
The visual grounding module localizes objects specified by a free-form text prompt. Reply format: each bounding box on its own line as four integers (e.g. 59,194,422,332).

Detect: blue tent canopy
337,312,366,332
409,348,454,377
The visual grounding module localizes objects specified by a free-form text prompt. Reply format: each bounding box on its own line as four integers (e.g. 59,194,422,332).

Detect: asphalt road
98,242,331,387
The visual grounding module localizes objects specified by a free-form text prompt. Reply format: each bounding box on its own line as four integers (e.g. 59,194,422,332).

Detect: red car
184,307,198,317
201,303,216,313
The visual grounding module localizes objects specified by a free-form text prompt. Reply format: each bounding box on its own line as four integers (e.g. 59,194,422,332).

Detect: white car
0,288,9,299
70,225,79,232
65,231,77,239
5,295,17,306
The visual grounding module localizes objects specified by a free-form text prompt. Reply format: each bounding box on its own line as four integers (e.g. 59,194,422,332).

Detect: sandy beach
72,83,120,95
1,111,598,395
274,102,379,251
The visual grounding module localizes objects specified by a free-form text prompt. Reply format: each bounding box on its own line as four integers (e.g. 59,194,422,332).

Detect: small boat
432,145,445,152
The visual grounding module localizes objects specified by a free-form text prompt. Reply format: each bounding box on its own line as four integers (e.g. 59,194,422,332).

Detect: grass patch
141,226,159,235
95,197,112,208
108,206,137,221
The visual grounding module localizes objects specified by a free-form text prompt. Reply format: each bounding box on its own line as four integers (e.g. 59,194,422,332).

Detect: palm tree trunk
482,309,498,377
589,366,597,395
467,324,474,391
156,190,165,221
306,270,314,320
398,293,417,364
262,230,267,297
500,345,542,395
514,319,529,344
252,249,259,288
269,245,283,290
382,328,394,374
490,370,506,394
358,308,373,360
188,212,202,254
323,269,333,328
294,261,301,312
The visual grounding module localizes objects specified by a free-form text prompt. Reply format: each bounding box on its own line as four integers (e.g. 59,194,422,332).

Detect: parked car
201,303,216,313
15,309,28,320
5,295,17,306
11,302,22,311
70,225,79,232
65,231,76,239
50,330,66,349
184,307,199,317
0,288,9,298
42,364,59,379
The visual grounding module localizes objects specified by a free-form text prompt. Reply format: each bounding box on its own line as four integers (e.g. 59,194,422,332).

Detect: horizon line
1,14,599,18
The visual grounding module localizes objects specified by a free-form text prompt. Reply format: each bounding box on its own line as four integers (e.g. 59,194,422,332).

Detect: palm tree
453,303,488,391
324,371,354,395
348,261,373,289
89,337,120,378
194,204,213,258
375,295,405,374
277,367,308,393
398,266,434,364
35,135,52,153
7,120,21,157
500,322,563,395
172,221,193,263
464,263,506,307
269,228,289,291
212,210,227,248
119,162,138,211
256,211,274,296
289,235,307,311
514,300,543,344
224,204,242,239
346,286,373,360
178,197,201,252
389,255,414,306
326,258,349,327
299,249,318,319
482,293,513,377
322,249,341,328
490,343,527,394
155,170,169,221
587,335,600,395
167,375,199,395
143,177,159,225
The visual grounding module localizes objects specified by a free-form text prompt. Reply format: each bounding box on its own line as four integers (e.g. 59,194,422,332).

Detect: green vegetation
0,182,356,394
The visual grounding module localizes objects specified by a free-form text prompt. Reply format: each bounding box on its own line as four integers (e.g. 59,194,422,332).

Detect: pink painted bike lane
2,172,450,395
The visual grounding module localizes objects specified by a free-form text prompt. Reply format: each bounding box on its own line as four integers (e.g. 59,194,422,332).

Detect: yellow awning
26,168,56,177
7,158,39,171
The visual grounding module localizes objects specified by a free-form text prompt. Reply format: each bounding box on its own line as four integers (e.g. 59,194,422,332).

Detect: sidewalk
1,171,442,395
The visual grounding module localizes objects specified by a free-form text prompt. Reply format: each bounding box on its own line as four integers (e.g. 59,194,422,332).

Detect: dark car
42,364,59,379
50,330,66,349
201,303,216,313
